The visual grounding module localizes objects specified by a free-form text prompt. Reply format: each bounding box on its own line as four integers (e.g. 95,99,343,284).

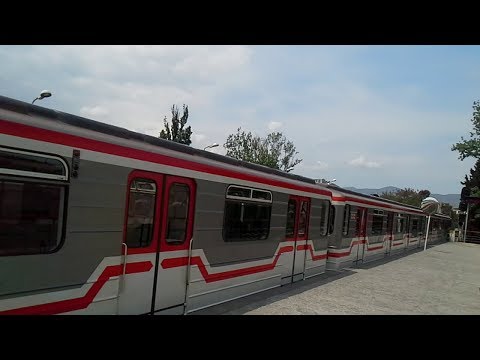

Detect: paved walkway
195,242,480,315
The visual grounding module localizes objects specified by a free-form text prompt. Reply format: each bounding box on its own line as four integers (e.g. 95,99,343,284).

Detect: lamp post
32,90,52,104
204,143,219,151
420,197,440,251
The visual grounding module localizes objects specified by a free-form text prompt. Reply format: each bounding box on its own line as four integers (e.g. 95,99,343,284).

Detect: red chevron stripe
328,239,366,258
0,261,153,315
296,244,328,260
161,246,294,283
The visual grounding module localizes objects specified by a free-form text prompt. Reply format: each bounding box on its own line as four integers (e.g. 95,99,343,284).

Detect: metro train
0,95,451,315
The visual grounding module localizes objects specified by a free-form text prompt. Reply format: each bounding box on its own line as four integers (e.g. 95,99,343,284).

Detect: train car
427,213,451,244
0,95,450,315
324,186,434,270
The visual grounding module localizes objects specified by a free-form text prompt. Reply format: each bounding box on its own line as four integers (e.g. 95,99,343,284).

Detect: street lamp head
32,90,52,104
204,143,219,150
39,90,52,99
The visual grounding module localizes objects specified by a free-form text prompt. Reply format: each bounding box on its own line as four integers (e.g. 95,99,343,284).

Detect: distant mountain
343,186,460,208
430,194,461,208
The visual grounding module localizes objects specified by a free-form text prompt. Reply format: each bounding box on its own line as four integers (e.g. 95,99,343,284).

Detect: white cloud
316,161,329,170
348,156,381,168
295,161,329,178
268,121,283,131
80,105,109,117
0,45,475,193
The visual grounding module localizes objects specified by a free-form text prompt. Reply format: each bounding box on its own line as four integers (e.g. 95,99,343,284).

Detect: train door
405,215,410,249
117,171,195,315
286,195,311,283
153,175,195,313
355,207,367,264
385,212,393,255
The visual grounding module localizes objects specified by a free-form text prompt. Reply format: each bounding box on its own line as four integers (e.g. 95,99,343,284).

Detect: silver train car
0,95,451,315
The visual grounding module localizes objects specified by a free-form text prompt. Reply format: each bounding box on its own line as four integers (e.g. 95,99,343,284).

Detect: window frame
0,146,69,181
319,199,331,237
342,204,350,236
124,177,158,249
0,146,70,257
160,176,196,252
223,185,273,242
396,213,406,233
226,185,272,204
328,204,336,235
371,209,385,236
164,182,191,246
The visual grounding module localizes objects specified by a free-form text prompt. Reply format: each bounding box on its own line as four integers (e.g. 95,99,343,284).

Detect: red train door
385,212,394,254
286,195,311,283
118,171,164,315
117,171,195,315
153,175,196,314
355,207,367,263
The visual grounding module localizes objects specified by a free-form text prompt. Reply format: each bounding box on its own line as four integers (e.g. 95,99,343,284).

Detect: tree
461,159,480,197
380,188,431,207
159,104,192,146
224,127,303,172
452,100,480,160
458,159,480,232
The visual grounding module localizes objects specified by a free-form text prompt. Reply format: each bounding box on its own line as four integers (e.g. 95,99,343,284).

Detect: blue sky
1,45,479,194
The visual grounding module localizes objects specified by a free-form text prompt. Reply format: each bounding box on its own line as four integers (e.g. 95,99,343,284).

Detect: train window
226,185,272,203
418,217,424,234
319,200,330,236
411,218,419,237
224,185,272,242
166,183,190,244
126,179,157,248
342,204,350,236
328,205,336,235
371,209,384,235
252,190,272,201
227,186,251,199
0,147,68,181
396,214,405,233
386,212,394,233
285,199,296,237
0,179,66,256
224,202,271,241
297,201,309,236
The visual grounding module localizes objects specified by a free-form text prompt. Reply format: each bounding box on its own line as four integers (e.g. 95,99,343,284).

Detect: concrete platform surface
194,242,480,315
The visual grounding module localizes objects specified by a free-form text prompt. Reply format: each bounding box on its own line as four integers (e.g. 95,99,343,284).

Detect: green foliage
380,188,431,207
452,100,480,160
459,159,480,230
461,159,480,196
159,104,192,146
224,127,303,172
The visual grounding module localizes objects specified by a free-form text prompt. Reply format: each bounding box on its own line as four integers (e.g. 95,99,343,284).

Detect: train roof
0,94,450,219
0,95,319,185
327,184,425,211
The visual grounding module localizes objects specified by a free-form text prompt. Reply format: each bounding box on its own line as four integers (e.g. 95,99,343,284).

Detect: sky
1,45,479,195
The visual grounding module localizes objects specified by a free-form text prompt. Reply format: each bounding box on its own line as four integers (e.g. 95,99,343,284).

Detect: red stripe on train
161,246,294,283
0,118,425,214
0,119,331,198
328,239,366,258
0,261,153,315
296,244,328,260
